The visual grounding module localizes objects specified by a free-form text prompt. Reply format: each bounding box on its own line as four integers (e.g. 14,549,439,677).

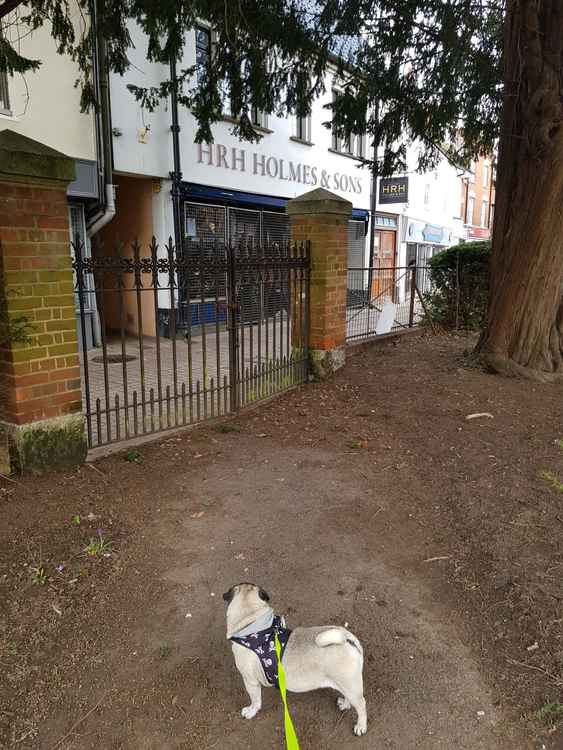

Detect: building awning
181,181,368,221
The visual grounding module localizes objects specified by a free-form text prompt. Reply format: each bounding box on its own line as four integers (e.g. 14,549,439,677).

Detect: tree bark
477,0,563,382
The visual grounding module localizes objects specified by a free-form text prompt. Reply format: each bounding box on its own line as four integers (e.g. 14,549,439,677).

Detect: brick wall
290,213,348,350
461,156,496,239
0,178,82,425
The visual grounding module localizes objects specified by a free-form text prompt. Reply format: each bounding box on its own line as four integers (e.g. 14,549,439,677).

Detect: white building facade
1,16,465,326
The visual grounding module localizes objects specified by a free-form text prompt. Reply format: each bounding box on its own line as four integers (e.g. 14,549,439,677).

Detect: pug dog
223,582,367,736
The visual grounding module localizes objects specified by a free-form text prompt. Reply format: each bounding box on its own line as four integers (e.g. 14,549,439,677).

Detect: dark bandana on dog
230,615,292,688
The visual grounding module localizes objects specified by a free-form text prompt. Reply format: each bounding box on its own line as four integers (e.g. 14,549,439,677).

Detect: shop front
403,218,457,298
155,180,369,333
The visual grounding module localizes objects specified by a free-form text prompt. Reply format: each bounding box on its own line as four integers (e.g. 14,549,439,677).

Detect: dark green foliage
424,241,491,330
0,1,502,166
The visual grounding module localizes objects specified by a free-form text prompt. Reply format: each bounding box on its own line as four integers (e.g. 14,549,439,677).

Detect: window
490,203,495,225
0,29,11,114
466,196,475,224
469,160,476,182
195,26,211,86
295,114,311,142
482,163,489,188
250,105,267,129
424,184,430,207
481,200,489,227
331,90,364,158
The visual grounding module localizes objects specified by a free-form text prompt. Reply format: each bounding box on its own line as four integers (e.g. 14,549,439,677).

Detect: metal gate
73,237,310,449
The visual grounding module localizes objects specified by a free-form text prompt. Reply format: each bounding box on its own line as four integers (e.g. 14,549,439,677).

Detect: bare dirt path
1,334,561,750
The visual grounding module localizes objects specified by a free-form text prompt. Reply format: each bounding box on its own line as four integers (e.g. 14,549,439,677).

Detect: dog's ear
223,587,234,604
258,587,270,602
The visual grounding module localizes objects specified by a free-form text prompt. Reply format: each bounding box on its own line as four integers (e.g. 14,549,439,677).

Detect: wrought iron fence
73,237,310,449
346,264,431,342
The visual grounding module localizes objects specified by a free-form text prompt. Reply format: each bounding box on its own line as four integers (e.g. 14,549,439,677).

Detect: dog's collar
229,610,274,639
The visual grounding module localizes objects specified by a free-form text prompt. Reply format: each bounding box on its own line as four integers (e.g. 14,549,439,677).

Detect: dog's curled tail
315,628,363,658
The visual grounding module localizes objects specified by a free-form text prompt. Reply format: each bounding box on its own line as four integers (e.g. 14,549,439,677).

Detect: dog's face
223,583,271,637
223,582,270,606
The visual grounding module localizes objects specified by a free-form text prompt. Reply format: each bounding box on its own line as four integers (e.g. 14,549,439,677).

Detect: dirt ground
1,333,562,750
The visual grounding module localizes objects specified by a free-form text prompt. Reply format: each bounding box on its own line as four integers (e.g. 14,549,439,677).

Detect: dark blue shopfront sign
181,181,368,221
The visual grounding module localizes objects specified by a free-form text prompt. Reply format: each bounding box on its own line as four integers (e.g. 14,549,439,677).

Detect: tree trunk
477,0,563,382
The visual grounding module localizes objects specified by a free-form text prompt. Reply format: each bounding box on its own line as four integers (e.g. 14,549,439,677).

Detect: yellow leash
275,633,301,750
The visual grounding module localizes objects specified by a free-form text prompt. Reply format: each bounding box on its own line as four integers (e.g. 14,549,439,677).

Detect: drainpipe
367,109,380,300
487,156,494,234
169,57,183,254
87,20,116,238
86,0,116,347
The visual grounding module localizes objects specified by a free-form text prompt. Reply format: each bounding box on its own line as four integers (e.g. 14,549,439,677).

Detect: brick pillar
0,129,86,473
287,187,352,379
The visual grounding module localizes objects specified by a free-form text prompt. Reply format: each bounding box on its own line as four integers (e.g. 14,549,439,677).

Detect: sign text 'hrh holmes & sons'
197,143,363,195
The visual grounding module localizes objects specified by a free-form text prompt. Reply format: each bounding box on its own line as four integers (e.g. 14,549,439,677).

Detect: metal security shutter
184,202,227,248
347,220,366,305
228,207,260,244
262,211,290,247
348,220,365,268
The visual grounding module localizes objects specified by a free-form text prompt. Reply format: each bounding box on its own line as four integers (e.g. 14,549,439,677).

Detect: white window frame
424,183,431,207
466,195,475,224
481,200,489,227
331,89,365,159
294,113,311,142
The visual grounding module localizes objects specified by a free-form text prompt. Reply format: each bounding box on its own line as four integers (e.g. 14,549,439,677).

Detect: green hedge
424,241,491,329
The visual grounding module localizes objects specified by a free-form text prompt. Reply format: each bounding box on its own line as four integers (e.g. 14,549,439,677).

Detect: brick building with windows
460,156,496,242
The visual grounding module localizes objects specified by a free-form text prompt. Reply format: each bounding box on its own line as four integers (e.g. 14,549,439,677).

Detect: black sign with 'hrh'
379,177,409,204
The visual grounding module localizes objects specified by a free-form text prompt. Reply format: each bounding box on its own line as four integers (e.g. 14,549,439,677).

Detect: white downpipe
87,183,116,238
87,184,116,346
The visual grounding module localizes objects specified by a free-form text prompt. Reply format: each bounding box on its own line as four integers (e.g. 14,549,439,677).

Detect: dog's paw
353,722,367,737
337,697,351,712
241,706,259,720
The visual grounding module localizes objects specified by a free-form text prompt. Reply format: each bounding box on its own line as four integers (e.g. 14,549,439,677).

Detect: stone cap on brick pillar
286,187,352,217
0,129,75,183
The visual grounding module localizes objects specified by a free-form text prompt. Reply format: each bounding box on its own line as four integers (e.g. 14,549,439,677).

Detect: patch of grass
84,529,113,557
125,449,141,463
536,701,563,724
215,423,241,434
30,565,47,586
538,469,563,494
557,439,563,450
71,514,81,526
159,642,170,658
349,439,368,450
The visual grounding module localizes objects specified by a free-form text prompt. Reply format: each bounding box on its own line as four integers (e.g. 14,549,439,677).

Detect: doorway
371,229,397,301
